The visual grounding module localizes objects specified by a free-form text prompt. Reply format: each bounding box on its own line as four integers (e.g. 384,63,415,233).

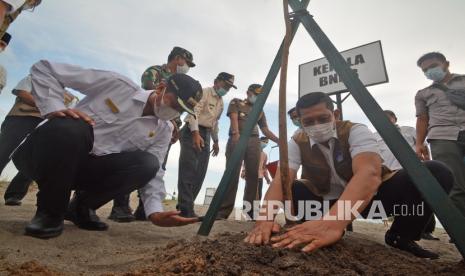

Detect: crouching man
245,92,453,259
12,60,203,239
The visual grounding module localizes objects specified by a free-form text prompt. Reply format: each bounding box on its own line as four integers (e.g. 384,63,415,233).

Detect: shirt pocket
88,100,118,124
126,120,160,151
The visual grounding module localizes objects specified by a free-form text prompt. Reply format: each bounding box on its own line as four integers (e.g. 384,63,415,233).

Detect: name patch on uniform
105,98,120,114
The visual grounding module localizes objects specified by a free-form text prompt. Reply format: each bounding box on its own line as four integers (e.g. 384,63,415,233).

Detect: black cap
167,74,202,116
247,84,263,95
1,32,11,45
170,46,195,67
215,72,237,89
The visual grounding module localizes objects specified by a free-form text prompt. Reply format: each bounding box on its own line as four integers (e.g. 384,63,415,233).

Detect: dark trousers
429,139,465,218
177,125,211,214
12,118,159,218
218,136,261,219
112,138,173,209
0,116,43,200
292,161,453,240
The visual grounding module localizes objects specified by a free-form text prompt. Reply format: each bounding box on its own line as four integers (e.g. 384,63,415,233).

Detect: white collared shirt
30,60,173,216
288,124,380,200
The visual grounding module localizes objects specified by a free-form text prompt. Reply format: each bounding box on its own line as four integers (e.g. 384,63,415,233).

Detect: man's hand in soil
47,108,95,126
149,211,199,227
244,221,281,245
271,220,345,253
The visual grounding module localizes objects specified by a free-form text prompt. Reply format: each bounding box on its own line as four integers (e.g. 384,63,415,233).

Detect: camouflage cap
166,73,202,116
247,84,263,95
170,46,195,67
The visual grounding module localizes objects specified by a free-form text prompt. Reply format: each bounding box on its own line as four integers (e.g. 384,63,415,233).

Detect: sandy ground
0,182,463,275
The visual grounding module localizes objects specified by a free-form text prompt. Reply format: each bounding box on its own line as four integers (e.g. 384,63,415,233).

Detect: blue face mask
260,142,268,150
292,118,301,128
425,66,447,82
216,87,228,97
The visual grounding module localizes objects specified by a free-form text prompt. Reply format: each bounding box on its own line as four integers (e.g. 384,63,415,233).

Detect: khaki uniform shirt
185,86,223,142
415,74,465,141
227,98,268,137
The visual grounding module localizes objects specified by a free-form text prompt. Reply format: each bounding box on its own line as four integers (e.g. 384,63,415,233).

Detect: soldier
217,84,279,220
11,60,202,238
177,72,236,217
109,46,196,222
0,75,77,205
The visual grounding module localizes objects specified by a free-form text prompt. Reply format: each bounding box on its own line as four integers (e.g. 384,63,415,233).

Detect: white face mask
303,121,336,143
153,88,181,121
176,63,190,74
248,94,257,104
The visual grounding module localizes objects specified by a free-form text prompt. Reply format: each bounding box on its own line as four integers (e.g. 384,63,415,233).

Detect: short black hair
296,92,334,116
287,107,296,116
417,52,446,67
384,110,397,121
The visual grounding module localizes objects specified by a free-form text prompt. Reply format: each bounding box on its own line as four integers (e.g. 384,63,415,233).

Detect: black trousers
177,125,211,213
292,161,453,240
0,116,43,200
12,118,159,218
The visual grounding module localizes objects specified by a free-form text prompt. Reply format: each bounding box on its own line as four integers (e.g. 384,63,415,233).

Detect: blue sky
1,0,465,207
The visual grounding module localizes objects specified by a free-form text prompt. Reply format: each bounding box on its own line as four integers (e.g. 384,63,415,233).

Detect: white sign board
299,40,388,96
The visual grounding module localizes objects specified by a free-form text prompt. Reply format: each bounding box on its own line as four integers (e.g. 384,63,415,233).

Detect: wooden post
278,0,292,213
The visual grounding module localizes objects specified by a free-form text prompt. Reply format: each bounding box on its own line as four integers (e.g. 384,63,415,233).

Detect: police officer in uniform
0,75,77,205
109,46,195,222
177,72,236,217
217,84,279,220
12,60,202,239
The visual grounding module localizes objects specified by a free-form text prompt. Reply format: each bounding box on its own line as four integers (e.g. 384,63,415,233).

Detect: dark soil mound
124,232,464,276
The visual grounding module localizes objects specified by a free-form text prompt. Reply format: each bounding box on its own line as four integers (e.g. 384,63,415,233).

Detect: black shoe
108,206,135,223
385,230,439,259
25,211,63,239
134,204,147,221
5,197,22,206
422,232,440,241
65,195,109,231
179,208,198,218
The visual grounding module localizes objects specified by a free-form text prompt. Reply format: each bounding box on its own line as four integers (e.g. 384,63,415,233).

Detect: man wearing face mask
108,46,196,222
245,92,453,259
10,60,203,239
288,107,302,134
217,84,279,220
415,52,465,220
177,72,236,218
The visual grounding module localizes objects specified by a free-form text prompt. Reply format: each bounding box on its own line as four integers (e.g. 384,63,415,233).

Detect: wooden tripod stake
278,0,292,216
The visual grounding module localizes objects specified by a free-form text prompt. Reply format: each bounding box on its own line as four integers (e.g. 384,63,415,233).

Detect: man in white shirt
245,92,453,259
11,60,203,239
